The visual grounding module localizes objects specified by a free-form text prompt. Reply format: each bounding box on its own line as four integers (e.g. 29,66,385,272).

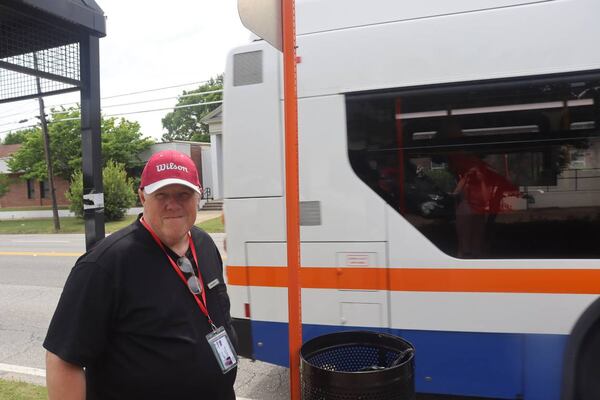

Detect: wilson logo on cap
156,163,189,173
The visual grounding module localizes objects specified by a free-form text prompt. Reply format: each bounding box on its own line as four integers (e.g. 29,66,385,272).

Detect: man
44,150,237,400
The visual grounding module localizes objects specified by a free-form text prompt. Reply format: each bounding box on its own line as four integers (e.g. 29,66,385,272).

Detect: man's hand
46,351,86,400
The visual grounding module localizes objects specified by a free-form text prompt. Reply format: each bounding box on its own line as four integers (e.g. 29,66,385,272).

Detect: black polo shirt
44,218,237,400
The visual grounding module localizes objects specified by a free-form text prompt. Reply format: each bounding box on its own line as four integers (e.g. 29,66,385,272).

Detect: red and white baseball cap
140,150,201,194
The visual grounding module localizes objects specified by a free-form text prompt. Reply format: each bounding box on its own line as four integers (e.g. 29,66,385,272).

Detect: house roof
0,144,22,158
201,105,222,124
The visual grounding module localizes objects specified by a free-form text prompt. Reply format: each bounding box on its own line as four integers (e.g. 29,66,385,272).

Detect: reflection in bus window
347,73,600,258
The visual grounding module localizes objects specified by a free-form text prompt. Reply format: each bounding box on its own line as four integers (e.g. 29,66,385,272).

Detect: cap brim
143,178,201,195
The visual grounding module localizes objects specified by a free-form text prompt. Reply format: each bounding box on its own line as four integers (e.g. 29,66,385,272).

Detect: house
201,105,224,200
0,144,71,208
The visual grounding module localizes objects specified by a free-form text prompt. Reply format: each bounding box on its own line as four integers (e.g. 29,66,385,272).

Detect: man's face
139,184,199,246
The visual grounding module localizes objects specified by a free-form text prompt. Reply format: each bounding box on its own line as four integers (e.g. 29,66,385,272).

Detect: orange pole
282,1,302,399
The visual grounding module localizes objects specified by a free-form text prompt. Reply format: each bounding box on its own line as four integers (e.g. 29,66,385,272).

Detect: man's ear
138,189,146,205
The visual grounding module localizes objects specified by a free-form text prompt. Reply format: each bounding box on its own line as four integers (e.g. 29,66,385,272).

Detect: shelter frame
1,0,106,248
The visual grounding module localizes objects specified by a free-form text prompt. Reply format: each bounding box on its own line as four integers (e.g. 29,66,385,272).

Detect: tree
102,118,155,170
6,128,47,180
161,75,223,142
3,128,37,145
8,107,154,181
67,161,137,221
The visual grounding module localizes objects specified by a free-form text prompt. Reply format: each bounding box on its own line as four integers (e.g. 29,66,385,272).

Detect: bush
66,170,83,217
67,161,137,221
0,173,9,198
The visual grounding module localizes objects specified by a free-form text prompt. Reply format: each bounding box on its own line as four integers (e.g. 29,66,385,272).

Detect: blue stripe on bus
250,320,567,400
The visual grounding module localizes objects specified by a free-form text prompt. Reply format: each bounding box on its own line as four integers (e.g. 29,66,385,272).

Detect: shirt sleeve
43,261,116,367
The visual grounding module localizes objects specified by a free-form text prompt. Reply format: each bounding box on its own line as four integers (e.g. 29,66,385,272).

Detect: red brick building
0,144,71,208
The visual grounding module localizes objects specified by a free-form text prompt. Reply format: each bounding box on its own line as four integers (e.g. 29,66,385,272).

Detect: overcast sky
0,0,251,142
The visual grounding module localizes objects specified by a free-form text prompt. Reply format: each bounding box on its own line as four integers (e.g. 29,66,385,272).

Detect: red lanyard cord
140,217,215,328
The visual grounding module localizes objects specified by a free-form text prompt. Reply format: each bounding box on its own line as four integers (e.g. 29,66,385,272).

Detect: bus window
347,73,600,259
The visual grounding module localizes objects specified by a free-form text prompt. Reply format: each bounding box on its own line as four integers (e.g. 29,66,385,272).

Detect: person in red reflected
450,153,518,258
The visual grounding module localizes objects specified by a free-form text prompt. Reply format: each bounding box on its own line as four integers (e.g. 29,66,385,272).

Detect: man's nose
164,195,182,208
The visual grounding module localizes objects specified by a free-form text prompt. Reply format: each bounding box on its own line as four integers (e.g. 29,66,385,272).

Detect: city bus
222,0,600,398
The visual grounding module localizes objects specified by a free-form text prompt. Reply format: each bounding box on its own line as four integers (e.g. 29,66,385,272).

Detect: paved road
0,233,289,399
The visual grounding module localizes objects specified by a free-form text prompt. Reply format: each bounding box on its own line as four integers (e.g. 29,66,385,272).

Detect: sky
0,0,251,142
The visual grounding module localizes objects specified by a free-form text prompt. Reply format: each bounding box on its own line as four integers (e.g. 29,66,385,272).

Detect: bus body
222,1,600,398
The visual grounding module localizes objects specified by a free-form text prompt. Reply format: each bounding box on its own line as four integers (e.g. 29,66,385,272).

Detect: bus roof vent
300,201,322,226
233,50,263,86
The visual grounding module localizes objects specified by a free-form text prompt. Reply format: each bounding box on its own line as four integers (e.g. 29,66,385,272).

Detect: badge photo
206,327,238,374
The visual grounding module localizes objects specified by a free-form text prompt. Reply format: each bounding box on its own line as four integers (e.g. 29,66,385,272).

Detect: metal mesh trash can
300,331,415,400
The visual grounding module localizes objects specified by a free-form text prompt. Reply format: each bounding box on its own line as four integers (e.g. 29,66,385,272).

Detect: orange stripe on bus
226,265,600,294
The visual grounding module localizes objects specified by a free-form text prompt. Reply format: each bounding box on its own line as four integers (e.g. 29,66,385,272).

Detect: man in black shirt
44,150,237,400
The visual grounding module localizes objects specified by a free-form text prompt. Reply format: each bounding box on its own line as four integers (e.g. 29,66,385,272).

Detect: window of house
40,180,50,199
26,179,35,199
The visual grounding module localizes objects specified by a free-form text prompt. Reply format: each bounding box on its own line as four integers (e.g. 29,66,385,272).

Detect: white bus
222,1,600,398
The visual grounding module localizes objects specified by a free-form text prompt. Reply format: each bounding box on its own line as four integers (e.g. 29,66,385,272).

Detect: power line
0,79,216,119
58,99,223,120
0,101,36,118
103,80,213,100
0,103,38,120
179,89,223,97
3,89,222,122
0,124,38,135
52,89,223,114
0,88,223,129
0,99,223,134
105,89,222,109
0,118,32,128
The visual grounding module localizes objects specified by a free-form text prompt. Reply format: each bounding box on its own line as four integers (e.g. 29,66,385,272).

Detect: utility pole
33,53,60,232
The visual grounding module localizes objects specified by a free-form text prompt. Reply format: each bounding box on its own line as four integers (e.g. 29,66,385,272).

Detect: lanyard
140,217,216,329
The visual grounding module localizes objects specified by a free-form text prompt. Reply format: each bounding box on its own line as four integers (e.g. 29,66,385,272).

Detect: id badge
206,326,238,374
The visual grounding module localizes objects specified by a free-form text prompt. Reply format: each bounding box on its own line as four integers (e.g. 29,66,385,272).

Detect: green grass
0,215,137,234
195,216,224,233
0,215,224,234
0,379,47,400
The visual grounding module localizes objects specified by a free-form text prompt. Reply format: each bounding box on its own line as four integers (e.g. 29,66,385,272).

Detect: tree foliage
101,117,154,169
67,161,136,221
6,128,46,180
161,75,223,143
3,128,37,145
7,107,154,181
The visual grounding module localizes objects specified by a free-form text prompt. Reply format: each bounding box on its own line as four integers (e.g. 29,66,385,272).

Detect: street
0,233,289,399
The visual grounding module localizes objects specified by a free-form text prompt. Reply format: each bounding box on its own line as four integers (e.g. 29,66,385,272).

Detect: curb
0,363,45,377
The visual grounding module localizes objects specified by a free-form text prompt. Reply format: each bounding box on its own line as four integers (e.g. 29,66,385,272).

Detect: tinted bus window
347,73,600,258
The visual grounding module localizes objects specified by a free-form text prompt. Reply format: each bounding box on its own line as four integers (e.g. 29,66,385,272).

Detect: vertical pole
282,0,302,399
395,100,406,213
33,53,60,232
80,35,105,249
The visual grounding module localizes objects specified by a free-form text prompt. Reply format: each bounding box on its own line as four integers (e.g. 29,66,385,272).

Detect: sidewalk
195,210,223,224
0,209,75,220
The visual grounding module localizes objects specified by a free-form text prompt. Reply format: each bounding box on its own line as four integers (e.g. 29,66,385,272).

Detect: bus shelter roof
0,0,106,104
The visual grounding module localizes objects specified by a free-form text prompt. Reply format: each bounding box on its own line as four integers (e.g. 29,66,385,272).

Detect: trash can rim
300,330,415,374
